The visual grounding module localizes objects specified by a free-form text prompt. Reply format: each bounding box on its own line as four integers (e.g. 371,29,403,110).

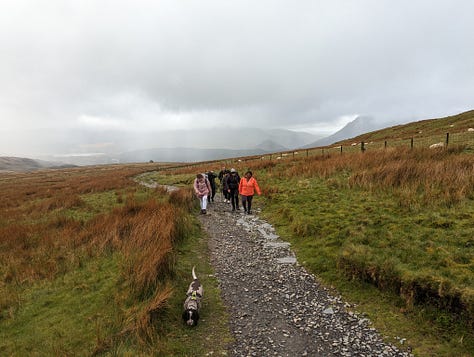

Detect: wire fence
157,130,474,171
246,130,474,162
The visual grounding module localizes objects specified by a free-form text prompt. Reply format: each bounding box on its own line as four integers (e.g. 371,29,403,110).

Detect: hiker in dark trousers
206,170,217,203
218,166,230,202
225,168,240,211
239,170,261,214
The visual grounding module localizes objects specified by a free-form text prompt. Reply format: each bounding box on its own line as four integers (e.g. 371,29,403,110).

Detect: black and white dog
182,266,203,326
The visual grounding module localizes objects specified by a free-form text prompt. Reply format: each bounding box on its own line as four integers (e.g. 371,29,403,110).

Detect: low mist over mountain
22,127,321,165
8,127,317,156
303,116,390,147
254,140,288,152
0,157,75,172
119,147,267,163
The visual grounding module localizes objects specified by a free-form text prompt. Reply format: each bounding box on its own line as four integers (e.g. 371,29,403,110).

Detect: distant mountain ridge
303,116,385,148
0,157,75,172
4,110,474,169
254,140,288,152
304,109,474,148
118,147,267,163
335,109,474,145
31,127,321,165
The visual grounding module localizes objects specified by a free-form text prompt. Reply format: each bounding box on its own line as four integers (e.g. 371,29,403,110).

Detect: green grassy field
0,166,231,356
159,144,474,356
1,111,474,356
247,148,473,356
258,174,473,356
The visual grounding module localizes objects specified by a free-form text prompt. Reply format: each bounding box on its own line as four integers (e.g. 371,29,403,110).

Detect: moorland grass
0,253,123,355
2,142,473,356
249,149,474,356
164,146,474,356
0,165,231,355
140,217,232,356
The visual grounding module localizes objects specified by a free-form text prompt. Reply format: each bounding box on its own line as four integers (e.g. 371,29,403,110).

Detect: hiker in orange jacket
238,170,261,215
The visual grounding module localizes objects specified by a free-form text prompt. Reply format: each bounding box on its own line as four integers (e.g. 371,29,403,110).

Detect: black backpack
227,174,239,189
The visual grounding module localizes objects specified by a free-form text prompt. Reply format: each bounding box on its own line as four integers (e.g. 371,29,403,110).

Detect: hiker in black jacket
206,170,217,203
218,166,230,202
225,168,240,211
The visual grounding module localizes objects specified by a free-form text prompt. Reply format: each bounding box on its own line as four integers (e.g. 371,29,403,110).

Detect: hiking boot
203,209,207,214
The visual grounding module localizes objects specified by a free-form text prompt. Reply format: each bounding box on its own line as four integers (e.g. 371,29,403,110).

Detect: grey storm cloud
1,0,474,154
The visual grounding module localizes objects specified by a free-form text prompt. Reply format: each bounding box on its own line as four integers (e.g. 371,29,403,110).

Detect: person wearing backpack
193,173,211,214
218,166,230,202
225,168,240,211
239,170,261,214
206,170,217,203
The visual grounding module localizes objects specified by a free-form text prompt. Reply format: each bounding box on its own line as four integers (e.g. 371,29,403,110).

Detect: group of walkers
193,166,261,215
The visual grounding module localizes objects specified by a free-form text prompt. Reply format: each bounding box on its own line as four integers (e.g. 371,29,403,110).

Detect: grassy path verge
259,175,473,356
150,216,232,356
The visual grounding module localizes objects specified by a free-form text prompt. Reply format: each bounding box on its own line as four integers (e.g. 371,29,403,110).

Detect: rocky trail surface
199,200,412,357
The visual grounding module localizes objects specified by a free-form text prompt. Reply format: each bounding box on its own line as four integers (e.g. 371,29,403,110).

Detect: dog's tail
192,266,197,280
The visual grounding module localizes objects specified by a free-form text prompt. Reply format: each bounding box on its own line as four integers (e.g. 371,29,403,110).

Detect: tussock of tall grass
91,199,184,297
347,147,474,206
92,198,192,339
121,284,174,345
168,187,194,211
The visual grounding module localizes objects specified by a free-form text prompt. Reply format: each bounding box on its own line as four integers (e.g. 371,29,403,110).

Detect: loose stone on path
200,200,412,357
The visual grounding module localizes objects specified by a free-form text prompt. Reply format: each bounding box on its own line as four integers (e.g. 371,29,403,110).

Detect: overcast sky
1,0,473,156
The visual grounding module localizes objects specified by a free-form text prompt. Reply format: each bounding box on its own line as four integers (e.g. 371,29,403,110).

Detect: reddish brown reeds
119,200,180,297
0,163,187,314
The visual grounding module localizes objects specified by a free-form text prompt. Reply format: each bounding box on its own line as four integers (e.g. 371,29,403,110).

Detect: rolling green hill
335,109,474,146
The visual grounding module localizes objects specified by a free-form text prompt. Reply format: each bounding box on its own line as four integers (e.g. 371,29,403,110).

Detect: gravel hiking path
199,199,412,357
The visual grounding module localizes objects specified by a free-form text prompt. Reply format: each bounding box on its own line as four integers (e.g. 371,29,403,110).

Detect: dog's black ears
182,310,189,322
182,309,200,326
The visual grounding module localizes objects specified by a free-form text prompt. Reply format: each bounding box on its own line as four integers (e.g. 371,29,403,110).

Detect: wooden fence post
446,132,450,146
340,145,343,154
384,141,387,148
411,137,414,149
361,142,365,152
